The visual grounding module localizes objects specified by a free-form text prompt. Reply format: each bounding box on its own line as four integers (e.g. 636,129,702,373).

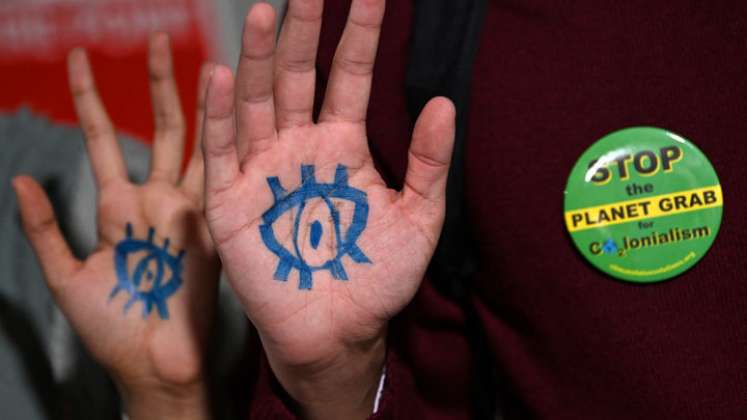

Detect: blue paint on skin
260,164,372,290
109,223,184,319
310,220,323,249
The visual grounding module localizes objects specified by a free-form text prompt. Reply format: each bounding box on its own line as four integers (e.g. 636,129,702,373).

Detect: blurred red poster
0,0,218,147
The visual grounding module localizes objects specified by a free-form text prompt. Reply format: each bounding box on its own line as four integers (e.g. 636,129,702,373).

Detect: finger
148,33,186,183
401,97,456,206
67,48,127,189
203,65,240,196
274,0,323,129
235,3,278,160
193,62,213,153
12,176,82,290
319,0,386,125
181,62,213,204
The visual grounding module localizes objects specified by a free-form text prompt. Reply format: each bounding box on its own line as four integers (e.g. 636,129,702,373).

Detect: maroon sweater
251,1,747,418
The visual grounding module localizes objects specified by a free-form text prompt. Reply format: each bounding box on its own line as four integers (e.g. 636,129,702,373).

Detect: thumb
401,97,456,208
13,176,81,290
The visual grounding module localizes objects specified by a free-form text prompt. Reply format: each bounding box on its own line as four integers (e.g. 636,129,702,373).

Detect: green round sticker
564,127,723,283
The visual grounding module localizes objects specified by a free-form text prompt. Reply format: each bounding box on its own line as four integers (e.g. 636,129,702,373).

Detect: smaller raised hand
13,34,217,420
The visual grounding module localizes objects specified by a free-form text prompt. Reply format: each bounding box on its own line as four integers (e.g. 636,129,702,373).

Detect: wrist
117,378,211,420
266,332,387,420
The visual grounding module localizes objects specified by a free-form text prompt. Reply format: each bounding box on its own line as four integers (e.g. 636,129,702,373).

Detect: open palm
14,36,218,390
202,0,455,375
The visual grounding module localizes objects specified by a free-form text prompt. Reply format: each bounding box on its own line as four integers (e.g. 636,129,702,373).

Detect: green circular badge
564,127,723,283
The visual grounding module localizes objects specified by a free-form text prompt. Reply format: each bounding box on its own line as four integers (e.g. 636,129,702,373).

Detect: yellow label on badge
565,185,723,232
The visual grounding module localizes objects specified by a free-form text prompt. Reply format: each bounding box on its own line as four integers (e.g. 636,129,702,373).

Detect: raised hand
13,35,217,420
202,1,455,418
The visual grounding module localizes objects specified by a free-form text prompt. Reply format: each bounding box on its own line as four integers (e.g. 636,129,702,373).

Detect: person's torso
317,1,747,418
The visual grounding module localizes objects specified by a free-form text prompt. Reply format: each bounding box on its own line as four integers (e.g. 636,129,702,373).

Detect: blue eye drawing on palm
110,223,184,319
259,164,372,290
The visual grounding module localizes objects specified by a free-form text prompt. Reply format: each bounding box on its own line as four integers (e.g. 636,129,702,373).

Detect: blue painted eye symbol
109,223,184,319
259,164,372,290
